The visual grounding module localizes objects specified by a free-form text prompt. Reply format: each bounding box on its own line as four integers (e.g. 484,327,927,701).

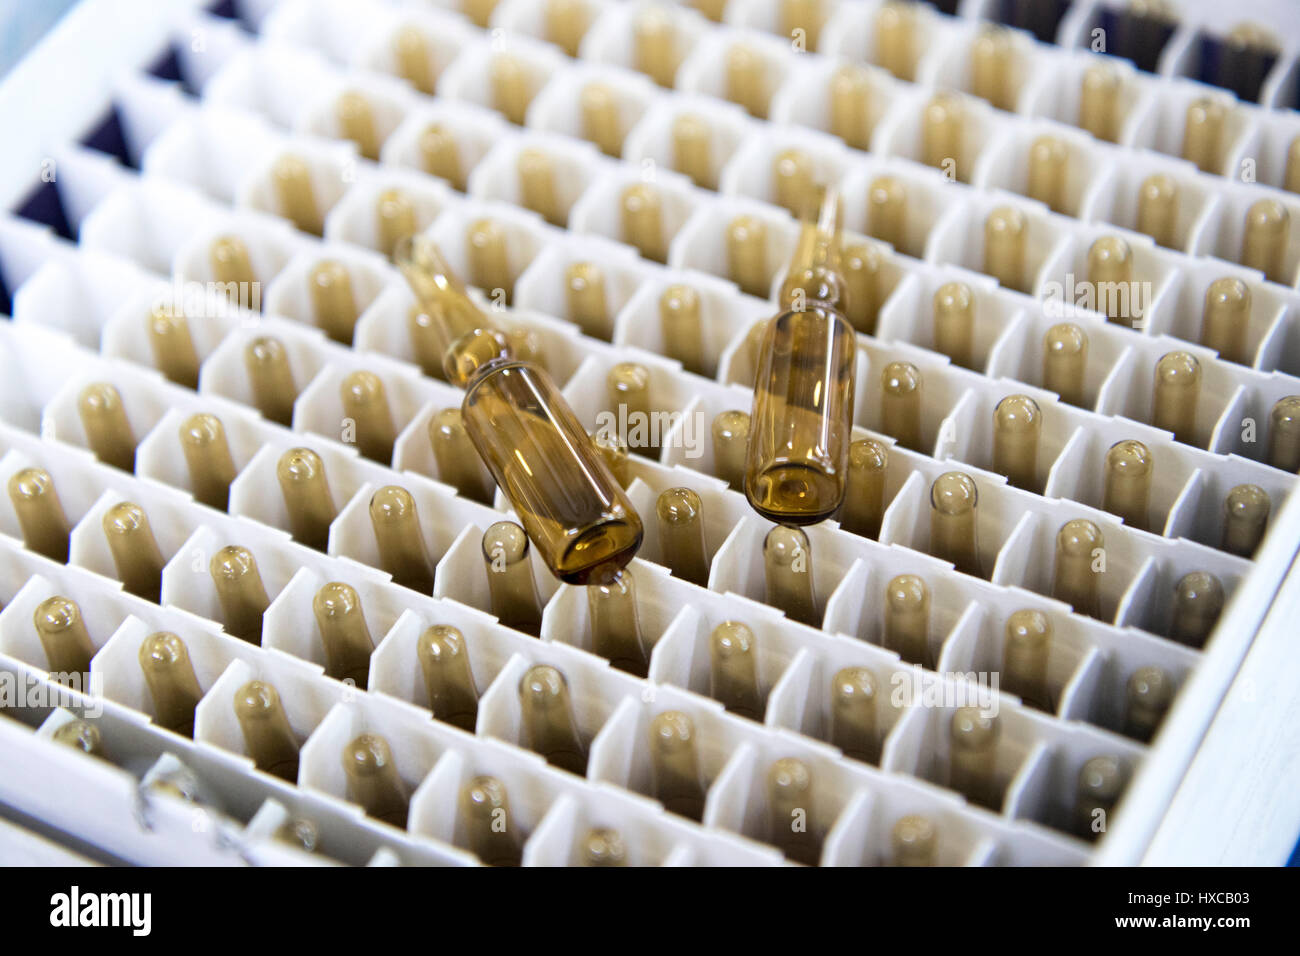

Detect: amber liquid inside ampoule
745,188,857,525
397,238,643,585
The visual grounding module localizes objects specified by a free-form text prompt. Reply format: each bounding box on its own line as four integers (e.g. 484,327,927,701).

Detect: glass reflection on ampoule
588,568,650,677
103,502,165,602
34,596,94,680
369,486,436,593
277,448,336,550
139,632,203,736
482,521,544,636
210,546,270,644
1053,519,1104,619
1169,571,1223,647
461,775,521,866
767,758,819,865
949,707,1001,810
764,526,817,626
884,574,929,667
648,710,707,820
234,680,300,780
244,337,297,426
78,383,136,472
830,666,879,763
929,473,982,576
656,487,710,586
1075,755,1123,840
52,719,103,758
416,625,478,731
519,664,587,774
179,413,236,511
343,733,408,827
710,621,761,719
276,818,319,853
313,582,374,687
7,468,70,562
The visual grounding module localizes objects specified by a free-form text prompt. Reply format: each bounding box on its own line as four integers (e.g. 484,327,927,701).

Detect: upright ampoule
519,664,588,774
587,567,651,676
234,680,300,780
7,468,71,562
209,545,270,644
764,526,818,625
482,521,545,635
416,625,479,731
710,621,762,719
744,187,857,525
313,582,374,687
648,710,707,820
139,632,203,736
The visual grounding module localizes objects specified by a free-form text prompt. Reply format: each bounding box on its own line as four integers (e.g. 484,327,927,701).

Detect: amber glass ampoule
7,467,71,562
588,567,651,676
519,664,588,774
395,237,642,585
482,520,545,635
744,187,857,525
138,632,203,736
416,625,479,731
648,710,708,820
234,680,300,780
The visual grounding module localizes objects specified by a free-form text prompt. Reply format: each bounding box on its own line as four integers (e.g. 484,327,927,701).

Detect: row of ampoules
29,622,1132,863
8,397,1259,634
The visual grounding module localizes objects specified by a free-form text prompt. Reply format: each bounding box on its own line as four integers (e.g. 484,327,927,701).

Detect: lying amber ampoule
396,237,642,585
343,733,408,827
139,632,203,736
519,664,588,774
483,521,544,635
710,621,761,719
648,710,707,820
7,467,71,562
744,187,857,525
179,413,237,511
416,625,479,731
210,545,270,644
1169,571,1223,647
234,680,300,780
461,775,522,866
313,582,374,686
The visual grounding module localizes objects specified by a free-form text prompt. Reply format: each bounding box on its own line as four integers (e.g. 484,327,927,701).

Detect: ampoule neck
395,236,515,387
777,199,849,315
